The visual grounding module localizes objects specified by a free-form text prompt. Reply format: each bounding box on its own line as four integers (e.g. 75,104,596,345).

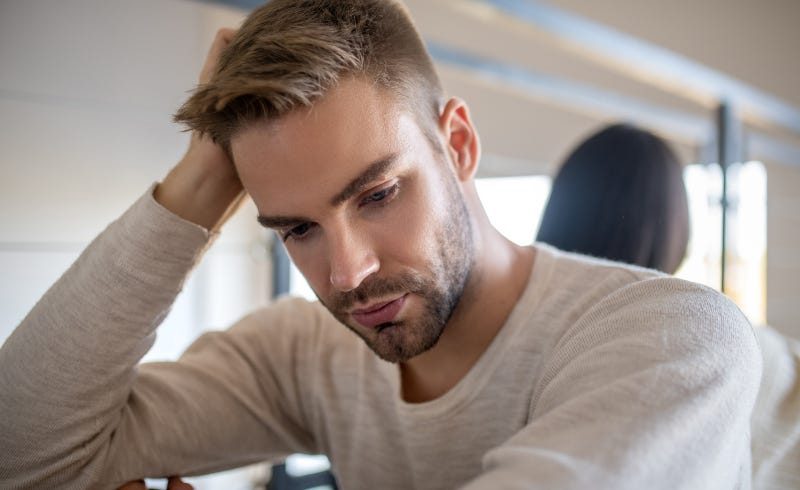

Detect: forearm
0,188,214,488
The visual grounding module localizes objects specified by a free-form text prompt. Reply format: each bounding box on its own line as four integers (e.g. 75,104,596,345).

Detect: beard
320,178,474,363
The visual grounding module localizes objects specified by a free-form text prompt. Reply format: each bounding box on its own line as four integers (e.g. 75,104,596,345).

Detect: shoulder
527,244,666,330
533,244,754,344
566,275,759,362
545,275,760,400
592,275,755,341
537,243,662,286
529,258,761,405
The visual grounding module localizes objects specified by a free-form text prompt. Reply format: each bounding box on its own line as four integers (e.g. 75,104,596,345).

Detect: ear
439,97,481,182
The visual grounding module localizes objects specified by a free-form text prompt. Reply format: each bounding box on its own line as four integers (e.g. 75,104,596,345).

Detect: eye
361,182,399,206
282,222,315,242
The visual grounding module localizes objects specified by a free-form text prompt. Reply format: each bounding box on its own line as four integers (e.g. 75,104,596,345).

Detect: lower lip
351,295,407,329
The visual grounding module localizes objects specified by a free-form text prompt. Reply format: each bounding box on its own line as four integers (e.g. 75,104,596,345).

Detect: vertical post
716,102,739,294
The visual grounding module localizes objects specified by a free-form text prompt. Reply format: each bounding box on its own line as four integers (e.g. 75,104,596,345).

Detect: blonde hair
174,0,444,151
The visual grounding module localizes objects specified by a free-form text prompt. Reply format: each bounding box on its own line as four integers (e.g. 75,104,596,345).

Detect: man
0,1,760,489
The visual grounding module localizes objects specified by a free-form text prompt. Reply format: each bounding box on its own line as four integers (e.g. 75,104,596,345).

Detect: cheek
387,207,433,261
378,180,450,266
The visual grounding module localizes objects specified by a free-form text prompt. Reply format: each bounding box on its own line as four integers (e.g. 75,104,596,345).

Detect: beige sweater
0,188,762,490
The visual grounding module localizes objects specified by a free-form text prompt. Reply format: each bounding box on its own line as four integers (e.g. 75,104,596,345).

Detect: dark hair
174,0,444,152
536,123,690,274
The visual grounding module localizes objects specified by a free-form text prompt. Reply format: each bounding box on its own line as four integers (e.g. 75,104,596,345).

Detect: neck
400,199,535,403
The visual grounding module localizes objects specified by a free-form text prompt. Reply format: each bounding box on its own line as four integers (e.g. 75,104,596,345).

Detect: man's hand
117,476,194,490
155,28,247,231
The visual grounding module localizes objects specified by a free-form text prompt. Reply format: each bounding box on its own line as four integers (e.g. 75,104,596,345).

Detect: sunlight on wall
676,164,723,290
475,176,552,246
726,161,768,325
676,162,767,325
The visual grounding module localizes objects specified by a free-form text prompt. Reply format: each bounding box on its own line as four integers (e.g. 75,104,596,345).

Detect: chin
364,320,444,363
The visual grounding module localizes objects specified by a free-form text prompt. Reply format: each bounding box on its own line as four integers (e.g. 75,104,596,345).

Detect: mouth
350,294,408,329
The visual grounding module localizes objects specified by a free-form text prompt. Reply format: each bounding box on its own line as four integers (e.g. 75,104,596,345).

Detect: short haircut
174,0,444,152
536,123,690,274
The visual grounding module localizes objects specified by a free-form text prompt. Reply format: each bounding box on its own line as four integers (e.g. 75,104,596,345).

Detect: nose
328,225,379,292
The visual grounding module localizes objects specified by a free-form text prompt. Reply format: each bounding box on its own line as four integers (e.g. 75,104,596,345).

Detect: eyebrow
257,214,308,230
329,153,400,207
257,152,400,230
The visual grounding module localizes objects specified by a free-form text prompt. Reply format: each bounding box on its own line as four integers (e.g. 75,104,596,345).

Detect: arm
0,29,303,488
0,184,215,488
462,278,762,490
0,210,317,487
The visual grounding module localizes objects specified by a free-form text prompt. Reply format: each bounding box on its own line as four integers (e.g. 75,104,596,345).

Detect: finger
117,480,147,490
199,27,238,84
167,476,195,490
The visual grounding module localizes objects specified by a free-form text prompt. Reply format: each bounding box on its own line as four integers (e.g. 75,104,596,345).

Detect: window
677,162,767,325
475,176,553,246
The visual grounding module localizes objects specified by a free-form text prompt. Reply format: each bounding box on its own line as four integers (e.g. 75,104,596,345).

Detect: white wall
0,0,275,350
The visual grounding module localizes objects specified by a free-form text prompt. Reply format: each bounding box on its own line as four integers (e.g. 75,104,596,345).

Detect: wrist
155,142,245,231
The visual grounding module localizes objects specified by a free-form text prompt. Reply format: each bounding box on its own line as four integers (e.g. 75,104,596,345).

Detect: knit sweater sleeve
0,187,315,489
461,277,762,490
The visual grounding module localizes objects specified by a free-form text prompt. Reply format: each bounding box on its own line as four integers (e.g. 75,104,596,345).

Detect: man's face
231,78,473,363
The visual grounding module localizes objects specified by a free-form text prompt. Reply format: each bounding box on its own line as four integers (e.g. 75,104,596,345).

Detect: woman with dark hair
538,122,800,490
536,123,689,273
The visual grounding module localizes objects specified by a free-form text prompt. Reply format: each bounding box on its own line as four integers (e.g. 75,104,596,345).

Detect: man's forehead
256,151,402,228
231,80,405,160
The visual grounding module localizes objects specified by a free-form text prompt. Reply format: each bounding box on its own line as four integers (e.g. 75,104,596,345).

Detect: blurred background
1,0,798,488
